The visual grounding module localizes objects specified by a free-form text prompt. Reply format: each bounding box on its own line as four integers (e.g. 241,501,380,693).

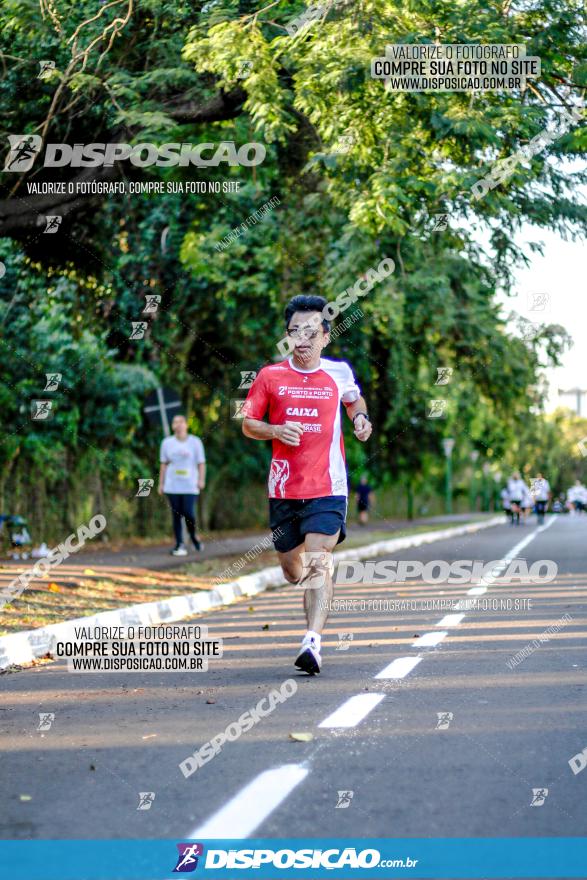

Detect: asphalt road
0,513,483,573
2,515,586,862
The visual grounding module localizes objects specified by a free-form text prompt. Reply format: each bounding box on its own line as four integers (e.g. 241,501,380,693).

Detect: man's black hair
284,295,330,332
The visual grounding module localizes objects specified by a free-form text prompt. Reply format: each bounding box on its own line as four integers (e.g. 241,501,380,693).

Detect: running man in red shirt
242,295,372,674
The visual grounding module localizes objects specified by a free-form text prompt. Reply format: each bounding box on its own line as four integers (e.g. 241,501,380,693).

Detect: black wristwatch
352,412,370,423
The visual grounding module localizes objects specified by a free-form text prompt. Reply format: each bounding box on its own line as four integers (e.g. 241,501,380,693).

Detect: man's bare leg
278,532,339,674
277,542,305,585
301,531,339,633
276,536,337,629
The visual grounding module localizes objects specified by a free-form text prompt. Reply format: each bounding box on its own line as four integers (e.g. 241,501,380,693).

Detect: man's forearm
242,417,276,440
345,396,368,421
159,463,167,484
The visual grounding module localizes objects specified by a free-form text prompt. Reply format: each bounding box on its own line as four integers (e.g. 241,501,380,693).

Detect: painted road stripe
413,631,447,648
436,613,465,627
318,693,385,728
375,656,422,679
188,517,558,842
190,764,308,838
455,520,556,607
455,520,556,597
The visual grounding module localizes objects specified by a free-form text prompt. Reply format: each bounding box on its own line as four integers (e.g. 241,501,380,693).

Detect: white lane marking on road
436,613,465,627
318,693,385,728
484,518,556,577
502,526,546,560
413,630,447,647
189,764,308,838
461,519,557,595
187,518,559,842
375,656,422,679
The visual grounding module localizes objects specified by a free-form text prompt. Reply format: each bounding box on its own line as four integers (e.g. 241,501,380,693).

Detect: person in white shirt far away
500,486,512,524
506,471,529,526
568,479,587,515
521,484,534,523
531,473,551,525
158,414,206,555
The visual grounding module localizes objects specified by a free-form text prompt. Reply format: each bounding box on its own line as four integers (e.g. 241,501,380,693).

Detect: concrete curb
0,516,503,670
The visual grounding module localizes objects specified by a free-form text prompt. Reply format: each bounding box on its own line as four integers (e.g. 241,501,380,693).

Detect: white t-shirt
531,478,550,501
569,484,587,503
160,435,205,494
507,478,527,500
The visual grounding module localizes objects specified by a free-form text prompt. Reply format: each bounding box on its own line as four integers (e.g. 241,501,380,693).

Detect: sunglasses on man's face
286,325,325,340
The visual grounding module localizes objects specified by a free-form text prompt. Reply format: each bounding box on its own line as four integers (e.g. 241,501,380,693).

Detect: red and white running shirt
244,358,361,499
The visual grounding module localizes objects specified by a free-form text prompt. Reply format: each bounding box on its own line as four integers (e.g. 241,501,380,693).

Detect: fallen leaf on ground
262,624,269,630
47,583,61,592
206,698,216,704
289,732,313,742
83,569,97,575
19,795,32,801
141,734,157,740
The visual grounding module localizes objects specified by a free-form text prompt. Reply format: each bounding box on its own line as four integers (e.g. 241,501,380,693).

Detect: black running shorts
269,496,348,553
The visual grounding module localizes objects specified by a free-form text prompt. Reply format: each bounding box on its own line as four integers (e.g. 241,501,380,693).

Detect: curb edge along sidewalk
0,516,503,670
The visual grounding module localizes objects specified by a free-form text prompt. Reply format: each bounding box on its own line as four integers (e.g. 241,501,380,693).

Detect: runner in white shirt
158,415,206,555
521,484,534,523
531,473,550,524
506,472,528,526
568,480,587,514
500,486,512,523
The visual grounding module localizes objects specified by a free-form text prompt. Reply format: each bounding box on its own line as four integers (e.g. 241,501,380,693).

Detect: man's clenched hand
353,415,372,442
274,421,304,446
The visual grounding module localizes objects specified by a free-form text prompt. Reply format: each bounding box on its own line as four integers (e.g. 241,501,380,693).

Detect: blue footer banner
0,838,585,879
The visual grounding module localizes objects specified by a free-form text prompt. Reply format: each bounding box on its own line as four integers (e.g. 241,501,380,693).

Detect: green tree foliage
0,0,585,532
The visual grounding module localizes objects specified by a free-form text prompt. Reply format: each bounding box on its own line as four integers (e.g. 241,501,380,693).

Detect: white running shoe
171,545,188,556
294,635,322,675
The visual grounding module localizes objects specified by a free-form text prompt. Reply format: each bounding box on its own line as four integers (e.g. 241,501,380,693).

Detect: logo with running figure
299,550,334,590
173,843,204,872
269,459,290,497
335,790,354,808
4,135,42,172
436,711,453,730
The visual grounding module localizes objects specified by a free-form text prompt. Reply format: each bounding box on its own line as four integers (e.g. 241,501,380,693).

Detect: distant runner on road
568,479,587,514
531,473,551,524
242,294,372,675
507,471,528,526
356,474,374,525
500,485,512,523
158,414,206,555
521,482,534,523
